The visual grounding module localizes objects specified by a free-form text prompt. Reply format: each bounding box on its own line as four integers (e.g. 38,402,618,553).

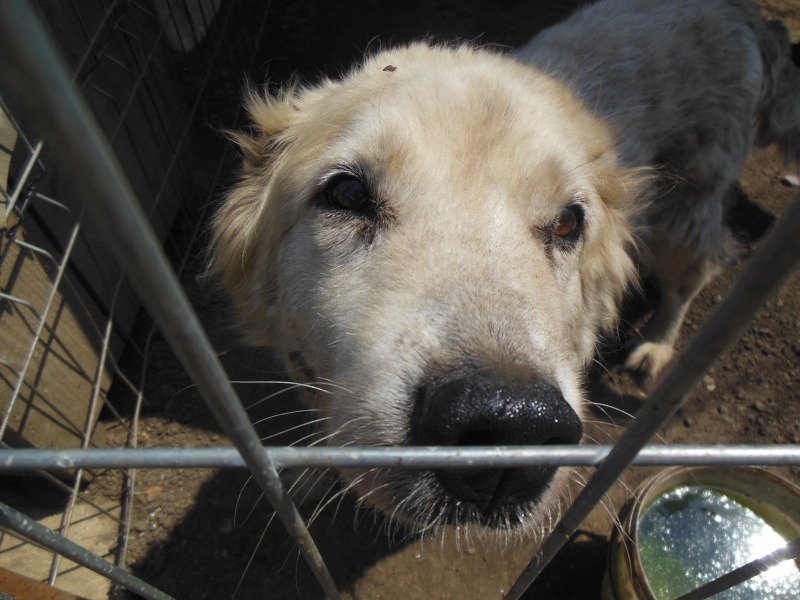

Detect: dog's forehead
318,47,610,206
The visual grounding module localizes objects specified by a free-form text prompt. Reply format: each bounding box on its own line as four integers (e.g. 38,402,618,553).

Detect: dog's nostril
542,435,573,446
413,373,583,447
457,429,496,446
412,371,583,513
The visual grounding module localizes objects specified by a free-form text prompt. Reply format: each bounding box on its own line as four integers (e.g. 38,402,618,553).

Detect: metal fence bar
675,536,800,600
0,96,43,217
2,141,43,218
0,2,341,598
507,194,800,599
0,449,129,528
0,500,176,600
3,445,800,470
47,279,119,588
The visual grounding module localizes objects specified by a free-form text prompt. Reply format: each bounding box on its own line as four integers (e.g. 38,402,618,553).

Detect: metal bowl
602,467,800,600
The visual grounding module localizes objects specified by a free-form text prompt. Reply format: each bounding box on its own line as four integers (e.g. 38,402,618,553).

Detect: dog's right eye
324,176,371,211
315,173,394,245
551,204,584,250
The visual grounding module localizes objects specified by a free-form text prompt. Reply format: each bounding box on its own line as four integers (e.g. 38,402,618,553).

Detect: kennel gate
1,1,799,599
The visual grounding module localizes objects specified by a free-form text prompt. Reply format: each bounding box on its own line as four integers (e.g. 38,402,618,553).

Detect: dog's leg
624,240,719,381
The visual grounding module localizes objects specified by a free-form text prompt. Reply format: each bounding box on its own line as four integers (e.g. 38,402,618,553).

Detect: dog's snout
412,372,583,512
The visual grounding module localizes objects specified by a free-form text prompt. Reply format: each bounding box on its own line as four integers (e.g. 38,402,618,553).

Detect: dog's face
212,44,642,535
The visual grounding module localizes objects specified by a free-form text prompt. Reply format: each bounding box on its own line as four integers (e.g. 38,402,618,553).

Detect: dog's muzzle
412,372,583,514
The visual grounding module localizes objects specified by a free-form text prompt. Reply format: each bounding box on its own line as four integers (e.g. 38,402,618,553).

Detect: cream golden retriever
210,0,800,535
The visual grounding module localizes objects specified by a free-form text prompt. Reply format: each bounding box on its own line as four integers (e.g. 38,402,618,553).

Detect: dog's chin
340,467,570,538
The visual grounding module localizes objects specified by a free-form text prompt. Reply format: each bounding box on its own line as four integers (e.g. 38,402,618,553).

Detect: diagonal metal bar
675,536,800,600
0,500,175,600
506,194,800,599
0,2,341,598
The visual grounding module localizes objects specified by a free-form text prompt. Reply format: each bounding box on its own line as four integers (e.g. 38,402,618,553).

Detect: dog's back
518,0,799,165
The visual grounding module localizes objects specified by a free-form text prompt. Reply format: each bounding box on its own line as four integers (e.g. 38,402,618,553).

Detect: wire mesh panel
1,1,800,600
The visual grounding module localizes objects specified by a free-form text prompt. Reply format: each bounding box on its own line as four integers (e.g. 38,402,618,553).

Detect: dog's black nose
412,372,583,513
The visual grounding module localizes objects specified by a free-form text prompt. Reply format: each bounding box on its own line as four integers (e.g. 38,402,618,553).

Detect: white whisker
258,416,330,441
231,511,277,600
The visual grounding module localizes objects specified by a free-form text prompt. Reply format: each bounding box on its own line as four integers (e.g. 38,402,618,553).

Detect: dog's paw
623,341,674,382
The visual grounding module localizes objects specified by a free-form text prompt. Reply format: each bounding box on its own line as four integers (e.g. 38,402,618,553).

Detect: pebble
703,375,716,392
143,485,163,503
781,173,800,186
133,518,150,533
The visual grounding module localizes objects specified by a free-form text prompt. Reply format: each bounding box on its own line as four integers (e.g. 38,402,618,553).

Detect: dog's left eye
552,205,584,244
324,176,371,211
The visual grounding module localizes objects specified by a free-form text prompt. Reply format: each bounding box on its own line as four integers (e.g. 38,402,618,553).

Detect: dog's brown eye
553,205,583,241
326,177,370,211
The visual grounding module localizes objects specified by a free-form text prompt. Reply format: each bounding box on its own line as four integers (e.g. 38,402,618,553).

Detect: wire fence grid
0,1,799,600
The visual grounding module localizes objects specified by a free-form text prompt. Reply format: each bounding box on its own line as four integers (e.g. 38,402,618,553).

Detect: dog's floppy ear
576,155,649,359
229,87,301,171
208,88,302,345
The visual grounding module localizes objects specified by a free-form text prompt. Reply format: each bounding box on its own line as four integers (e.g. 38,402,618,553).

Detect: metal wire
0,216,83,442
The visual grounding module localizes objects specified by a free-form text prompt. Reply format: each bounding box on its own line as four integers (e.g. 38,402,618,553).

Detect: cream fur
210,0,800,534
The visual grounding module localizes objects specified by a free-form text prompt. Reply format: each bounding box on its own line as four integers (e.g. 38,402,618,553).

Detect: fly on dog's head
210,43,646,535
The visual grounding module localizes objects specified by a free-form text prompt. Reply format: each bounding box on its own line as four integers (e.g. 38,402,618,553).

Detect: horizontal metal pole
0,501,175,600
2,445,800,470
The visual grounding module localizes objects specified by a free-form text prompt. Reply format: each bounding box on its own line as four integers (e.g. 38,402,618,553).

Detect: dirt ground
85,1,800,599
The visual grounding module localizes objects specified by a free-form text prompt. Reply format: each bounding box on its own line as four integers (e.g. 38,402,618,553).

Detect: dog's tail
756,19,800,168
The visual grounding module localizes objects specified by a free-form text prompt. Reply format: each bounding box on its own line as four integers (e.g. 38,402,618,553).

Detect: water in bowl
638,485,799,599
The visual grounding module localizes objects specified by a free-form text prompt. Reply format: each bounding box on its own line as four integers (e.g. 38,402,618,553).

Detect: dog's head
211,43,643,535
